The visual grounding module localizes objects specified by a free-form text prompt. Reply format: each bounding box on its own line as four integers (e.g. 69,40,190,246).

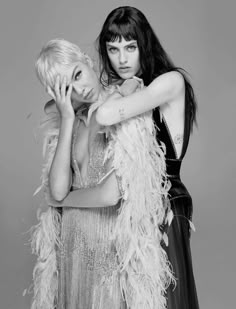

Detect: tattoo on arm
119,106,125,121
174,134,183,144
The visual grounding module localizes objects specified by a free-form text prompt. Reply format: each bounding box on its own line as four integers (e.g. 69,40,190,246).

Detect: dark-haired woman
95,6,199,309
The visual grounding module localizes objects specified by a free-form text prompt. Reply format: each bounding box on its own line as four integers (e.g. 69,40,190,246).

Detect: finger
132,76,142,82
133,76,144,88
66,83,73,98
61,76,67,101
54,75,60,100
46,86,56,100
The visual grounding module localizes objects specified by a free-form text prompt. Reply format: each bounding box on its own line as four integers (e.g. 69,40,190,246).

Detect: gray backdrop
0,0,235,308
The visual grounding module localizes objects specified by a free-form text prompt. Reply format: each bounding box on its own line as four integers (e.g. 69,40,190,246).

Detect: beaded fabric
57,120,125,308
30,106,126,309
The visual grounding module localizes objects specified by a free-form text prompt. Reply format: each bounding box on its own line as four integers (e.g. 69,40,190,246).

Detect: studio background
0,0,235,308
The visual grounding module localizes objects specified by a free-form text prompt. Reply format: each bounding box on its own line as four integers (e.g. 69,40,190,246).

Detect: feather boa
30,98,175,309
104,111,175,309
30,112,61,309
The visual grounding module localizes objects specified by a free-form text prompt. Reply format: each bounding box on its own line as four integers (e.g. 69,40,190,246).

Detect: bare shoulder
149,71,185,99
158,71,185,116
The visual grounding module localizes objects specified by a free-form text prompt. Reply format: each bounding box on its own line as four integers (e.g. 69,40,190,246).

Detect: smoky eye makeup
74,70,82,80
71,65,81,82
127,44,137,51
107,47,117,54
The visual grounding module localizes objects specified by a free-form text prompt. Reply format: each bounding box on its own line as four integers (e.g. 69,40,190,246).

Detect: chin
120,73,135,80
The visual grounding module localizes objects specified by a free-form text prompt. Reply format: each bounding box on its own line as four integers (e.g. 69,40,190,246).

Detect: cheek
133,53,140,69
71,91,77,101
71,87,81,101
108,55,119,70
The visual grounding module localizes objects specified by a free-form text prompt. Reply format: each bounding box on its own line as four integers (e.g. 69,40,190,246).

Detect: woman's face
56,60,101,107
106,36,141,80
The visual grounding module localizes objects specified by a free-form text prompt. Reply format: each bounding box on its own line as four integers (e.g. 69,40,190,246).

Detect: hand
118,76,144,96
47,75,74,120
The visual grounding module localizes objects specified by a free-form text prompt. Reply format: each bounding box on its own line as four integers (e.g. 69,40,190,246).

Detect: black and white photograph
0,0,235,308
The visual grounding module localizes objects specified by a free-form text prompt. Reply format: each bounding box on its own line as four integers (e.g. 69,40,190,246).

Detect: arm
47,76,75,201
49,118,73,201
96,71,185,126
47,171,121,208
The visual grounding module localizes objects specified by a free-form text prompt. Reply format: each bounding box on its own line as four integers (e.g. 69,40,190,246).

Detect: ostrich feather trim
104,111,175,309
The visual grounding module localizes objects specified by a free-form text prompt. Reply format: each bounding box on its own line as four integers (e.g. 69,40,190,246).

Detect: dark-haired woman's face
106,36,141,80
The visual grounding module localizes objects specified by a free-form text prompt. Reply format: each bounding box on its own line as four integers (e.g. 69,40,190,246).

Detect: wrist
60,116,75,130
61,114,75,122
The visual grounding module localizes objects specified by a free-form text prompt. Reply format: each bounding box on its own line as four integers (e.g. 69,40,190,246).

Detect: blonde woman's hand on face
47,75,74,120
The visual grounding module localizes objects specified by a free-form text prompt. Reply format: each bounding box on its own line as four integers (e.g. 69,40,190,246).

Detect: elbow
49,184,68,202
109,194,121,206
103,191,121,207
171,71,185,97
48,172,72,202
50,191,66,202
96,106,114,126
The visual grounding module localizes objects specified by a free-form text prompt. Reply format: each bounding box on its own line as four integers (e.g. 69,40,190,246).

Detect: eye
107,47,118,54
127,45,137,52
74,70,82,80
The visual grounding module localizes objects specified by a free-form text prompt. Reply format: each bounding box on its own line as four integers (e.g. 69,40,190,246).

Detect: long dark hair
97,6,197,130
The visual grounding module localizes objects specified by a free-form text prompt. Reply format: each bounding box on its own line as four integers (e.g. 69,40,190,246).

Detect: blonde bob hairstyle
35,38,93,89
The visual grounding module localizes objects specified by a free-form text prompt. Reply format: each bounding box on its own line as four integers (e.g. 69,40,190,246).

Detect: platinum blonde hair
35,38,93,88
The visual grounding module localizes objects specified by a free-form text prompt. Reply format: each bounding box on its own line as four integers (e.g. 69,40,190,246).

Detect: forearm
96,88,151,126
96,71,184,126
49,118,74,201
48,172,121,208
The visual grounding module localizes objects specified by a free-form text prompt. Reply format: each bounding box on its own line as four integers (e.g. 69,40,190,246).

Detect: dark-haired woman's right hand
47,75,74,120
118,76,144,96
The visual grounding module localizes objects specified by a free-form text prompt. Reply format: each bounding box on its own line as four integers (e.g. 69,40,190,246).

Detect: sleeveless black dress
153,104,199,309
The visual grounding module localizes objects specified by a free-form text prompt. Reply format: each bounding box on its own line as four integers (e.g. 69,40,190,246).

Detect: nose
119,50,128,64
73,85,84,96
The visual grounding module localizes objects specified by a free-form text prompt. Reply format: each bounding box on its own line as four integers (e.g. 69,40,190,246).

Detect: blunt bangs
104,22,138,43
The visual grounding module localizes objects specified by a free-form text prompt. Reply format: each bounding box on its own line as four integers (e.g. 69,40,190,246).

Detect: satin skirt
163,196,199,309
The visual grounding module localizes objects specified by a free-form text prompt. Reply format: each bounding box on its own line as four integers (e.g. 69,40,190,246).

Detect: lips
83,89,93,100
119,67,131,74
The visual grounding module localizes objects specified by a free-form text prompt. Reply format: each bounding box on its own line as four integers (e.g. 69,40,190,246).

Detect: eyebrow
106,40,137,47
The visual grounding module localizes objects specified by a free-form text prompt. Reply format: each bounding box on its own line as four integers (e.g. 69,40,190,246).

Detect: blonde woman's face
106,36,141,80
56,60,101,105
70,61,101,103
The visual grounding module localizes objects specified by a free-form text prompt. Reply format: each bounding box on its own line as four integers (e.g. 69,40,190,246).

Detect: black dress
153,104,199,309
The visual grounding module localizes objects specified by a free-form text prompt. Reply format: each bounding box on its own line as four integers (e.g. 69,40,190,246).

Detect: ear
83,53,93,68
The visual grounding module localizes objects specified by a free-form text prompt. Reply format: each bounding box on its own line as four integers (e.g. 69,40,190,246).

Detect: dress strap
180,95,191,160
153,108,176,158
166,159,182,177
